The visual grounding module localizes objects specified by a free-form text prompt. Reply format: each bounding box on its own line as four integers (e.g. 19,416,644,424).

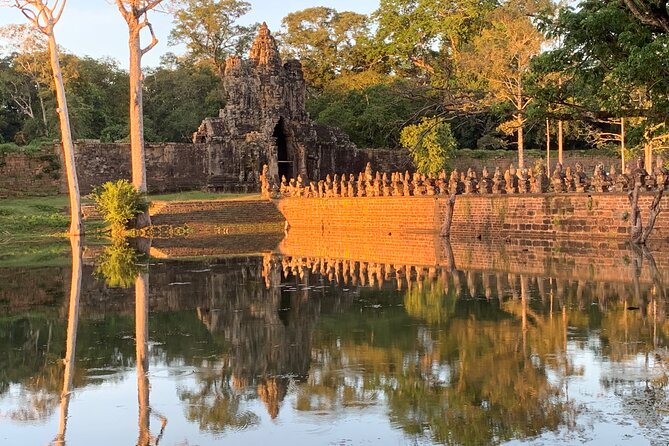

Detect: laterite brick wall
278,192,669,241
0,151,61,197
150,198,285,236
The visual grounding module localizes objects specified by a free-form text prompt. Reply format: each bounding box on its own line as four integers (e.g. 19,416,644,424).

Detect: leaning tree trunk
641,188,664,244
440,192,457,238
629,183,664,245
48,31,82,235
128,23,151,228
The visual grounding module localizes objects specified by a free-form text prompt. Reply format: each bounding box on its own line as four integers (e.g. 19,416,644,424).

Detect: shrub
91,179,148,235
400,117,458,176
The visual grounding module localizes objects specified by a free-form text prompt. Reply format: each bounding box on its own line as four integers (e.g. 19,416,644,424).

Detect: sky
0,0,380,68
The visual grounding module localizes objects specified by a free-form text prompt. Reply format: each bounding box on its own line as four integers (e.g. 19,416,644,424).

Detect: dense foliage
3,0,669,165
400,117,457,175
91,179,149,234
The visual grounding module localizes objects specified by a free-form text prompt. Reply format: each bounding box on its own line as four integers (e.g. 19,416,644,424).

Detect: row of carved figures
260,159,669,199
262,255,660,313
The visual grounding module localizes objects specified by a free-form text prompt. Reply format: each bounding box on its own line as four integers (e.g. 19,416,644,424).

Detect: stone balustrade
260,158,669,199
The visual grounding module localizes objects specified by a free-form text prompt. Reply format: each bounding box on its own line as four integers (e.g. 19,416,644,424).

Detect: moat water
1,241,669,445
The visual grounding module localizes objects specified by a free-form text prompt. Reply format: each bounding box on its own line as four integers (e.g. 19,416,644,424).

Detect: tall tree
280,7,372,90
0,24,53,137
7,0,82,235
115,0,165,228
169,0,254,71
533,0,669,162
143,61,223,142
458,1,547,167
373,0,497,80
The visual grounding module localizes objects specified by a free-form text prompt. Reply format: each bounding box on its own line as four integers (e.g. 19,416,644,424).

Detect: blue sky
0,0,380,67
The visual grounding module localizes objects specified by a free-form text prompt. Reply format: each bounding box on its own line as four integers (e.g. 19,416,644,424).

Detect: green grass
0,138,52,156
0,192,260,241
0,196,71,238
0,239,71,268
149,191,260,201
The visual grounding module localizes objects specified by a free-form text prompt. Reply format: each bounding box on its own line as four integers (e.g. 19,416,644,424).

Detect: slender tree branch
114,0,130,22
53,0,66,25
138,0,163,16
140,20,158,55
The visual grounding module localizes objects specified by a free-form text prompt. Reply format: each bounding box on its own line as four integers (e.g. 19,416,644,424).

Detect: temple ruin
193,23,372,190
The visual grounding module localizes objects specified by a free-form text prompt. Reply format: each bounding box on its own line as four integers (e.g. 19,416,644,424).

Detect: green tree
400,117,457,175
458,0,548,168
169,0,255,71
532,0,669,165
143,61,223,142
0,24,54,139
91,179,148,235
373,0,497,79
0,56,34,142
309,81,435,148
61,56,128,140
280,7,372,90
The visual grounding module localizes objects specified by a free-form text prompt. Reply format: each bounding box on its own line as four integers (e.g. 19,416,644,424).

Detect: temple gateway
193,23,386,190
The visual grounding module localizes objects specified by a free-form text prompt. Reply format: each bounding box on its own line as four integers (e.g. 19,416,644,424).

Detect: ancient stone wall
0,149,61,197
56,141,210,195
278,193,669,241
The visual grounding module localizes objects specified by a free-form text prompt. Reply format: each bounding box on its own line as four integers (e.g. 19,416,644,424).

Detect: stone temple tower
193,23,361,191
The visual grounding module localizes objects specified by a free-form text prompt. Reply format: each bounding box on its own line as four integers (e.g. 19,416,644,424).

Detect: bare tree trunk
38,92,49,137
629,184,643,244
440,192,457,238
517,115,524,169
546,119,550,176
48,31,82,235
54,235,82,445
629,184,664,245
558,119,563,164
129,29,151,228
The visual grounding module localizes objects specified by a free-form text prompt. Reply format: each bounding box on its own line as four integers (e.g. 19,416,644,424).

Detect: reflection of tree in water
4,247,669,442
303,272,570,445
178,371,260,432
94,239,143,289
601,356,669,443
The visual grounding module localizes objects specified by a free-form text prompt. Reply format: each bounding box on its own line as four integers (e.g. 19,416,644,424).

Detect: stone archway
273,117,295,179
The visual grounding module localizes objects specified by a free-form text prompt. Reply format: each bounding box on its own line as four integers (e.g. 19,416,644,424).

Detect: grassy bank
0,191,258,238
0,192,260,267
0,196,71,239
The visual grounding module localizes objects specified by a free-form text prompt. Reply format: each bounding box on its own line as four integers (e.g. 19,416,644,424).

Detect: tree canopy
2,0,669,164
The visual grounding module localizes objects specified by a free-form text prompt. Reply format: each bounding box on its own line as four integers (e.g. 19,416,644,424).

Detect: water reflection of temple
2,237,669,443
